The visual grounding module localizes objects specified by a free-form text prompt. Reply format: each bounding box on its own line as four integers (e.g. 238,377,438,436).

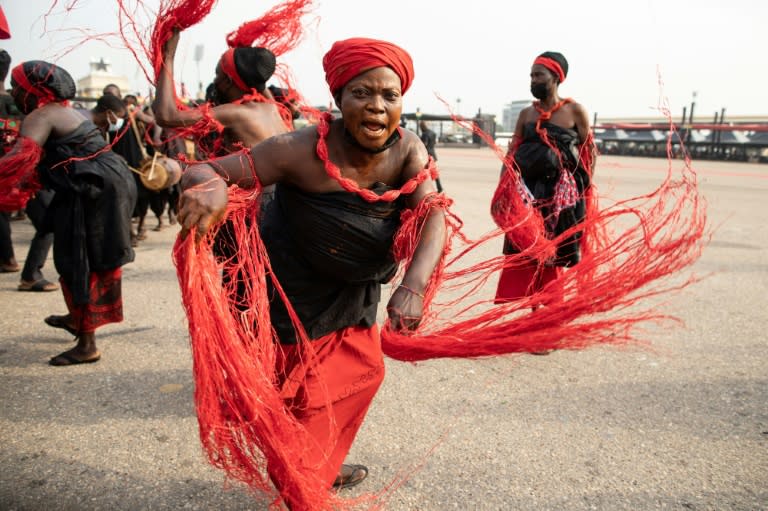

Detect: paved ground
1,149,766,510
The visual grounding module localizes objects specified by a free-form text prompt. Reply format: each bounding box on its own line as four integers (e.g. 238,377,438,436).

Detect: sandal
18,279,59,292
44,315,78,336
49,351,101,366
332,464,368,490
1,262,20,273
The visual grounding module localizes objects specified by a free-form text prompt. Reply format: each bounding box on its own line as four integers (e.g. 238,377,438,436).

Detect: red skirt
60,268,124,334
275,324,385,490
494,259,561,303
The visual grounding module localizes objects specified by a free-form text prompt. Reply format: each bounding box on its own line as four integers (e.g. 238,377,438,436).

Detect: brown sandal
332,464,368,490
18,279,59,292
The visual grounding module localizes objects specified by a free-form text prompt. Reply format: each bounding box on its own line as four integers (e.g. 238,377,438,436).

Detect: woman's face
10,78,38,115
529,64,557,100
338,66,402,151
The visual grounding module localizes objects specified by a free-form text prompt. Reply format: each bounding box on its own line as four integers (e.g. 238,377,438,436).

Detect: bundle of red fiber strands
380,114,707,361
122,0,313,157
172,125,443,508
0,137,44,211
222,0,314,129
174,184,375,510
172,107,705,506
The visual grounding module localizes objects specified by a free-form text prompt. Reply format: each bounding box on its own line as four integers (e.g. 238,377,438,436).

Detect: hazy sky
2,0,766,122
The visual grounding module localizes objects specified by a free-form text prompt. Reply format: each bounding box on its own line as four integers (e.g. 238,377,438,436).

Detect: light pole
415,107,422,135
193,44,204,98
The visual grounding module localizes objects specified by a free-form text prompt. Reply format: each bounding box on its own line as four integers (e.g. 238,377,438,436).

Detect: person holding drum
92,94,160,245
0,60,137,365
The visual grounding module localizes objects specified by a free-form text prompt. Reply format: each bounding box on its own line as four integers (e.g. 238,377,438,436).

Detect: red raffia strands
380,102,706,362
0,136,43,211
315,113,433,202
173,180,377,510
121,0,313,157
172,100,706,505
226,0,313,55
146,0,217,81
221,0,314,132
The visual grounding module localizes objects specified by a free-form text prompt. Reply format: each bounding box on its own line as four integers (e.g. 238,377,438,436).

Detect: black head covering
233,47,276,91
0,50,11,81
92,93,126,113
18,60,76,100
538,51,568,82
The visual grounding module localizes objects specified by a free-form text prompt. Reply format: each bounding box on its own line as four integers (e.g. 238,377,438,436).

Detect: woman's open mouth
361,121,386,137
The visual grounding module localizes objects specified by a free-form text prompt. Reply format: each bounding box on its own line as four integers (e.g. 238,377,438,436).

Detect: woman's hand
177,164,228,241
386,284,424,332
163,29,181,58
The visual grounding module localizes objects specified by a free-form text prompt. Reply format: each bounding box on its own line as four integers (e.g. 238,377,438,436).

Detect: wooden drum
138,155,182,191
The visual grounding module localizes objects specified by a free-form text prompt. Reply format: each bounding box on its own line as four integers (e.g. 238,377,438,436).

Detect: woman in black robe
0,61,136,365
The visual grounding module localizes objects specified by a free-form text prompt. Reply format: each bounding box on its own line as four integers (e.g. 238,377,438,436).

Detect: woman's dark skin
6,85,102,362
177,66,446,331
512,63,595,161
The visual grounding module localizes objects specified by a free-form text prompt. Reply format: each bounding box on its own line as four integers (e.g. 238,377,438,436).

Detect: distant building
501,100,529,131
76,58,131,99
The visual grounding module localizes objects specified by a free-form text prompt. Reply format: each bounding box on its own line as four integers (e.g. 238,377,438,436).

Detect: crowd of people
0,35,598,505
0,1,707,507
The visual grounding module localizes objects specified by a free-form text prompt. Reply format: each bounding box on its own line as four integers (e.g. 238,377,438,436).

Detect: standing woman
175,38,446,508
0,61,136,366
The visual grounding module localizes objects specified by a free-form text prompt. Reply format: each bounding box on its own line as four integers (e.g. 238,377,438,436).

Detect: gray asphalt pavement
1,149,766,510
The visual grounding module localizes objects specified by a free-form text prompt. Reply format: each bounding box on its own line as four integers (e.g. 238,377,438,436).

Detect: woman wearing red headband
493,51,597,314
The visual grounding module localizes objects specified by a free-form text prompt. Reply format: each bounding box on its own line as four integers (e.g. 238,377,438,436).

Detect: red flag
0,7,10,39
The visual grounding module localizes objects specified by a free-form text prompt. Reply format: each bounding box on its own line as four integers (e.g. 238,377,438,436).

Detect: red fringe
127,0,312,157
173,104,706,506
0,136,43,211
380,114,706,361
147,0,217,82
173,184,377,510
226,0,314,56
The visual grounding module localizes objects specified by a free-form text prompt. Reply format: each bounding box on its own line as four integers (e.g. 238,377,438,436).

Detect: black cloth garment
21,189,54,282
508,121,590,267
109,121,153,218
419,127,443,192
260,182,405,344
38,120,136,304
0,94,20,117
420,128,438,161
0,211,13,262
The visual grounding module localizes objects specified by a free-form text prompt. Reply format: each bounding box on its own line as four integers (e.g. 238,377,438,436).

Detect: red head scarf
322,37,414,96
219,48,250,92
533,52,568,84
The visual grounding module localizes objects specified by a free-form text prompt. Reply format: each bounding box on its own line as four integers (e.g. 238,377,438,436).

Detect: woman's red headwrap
533,52,568,84
322,37,414,96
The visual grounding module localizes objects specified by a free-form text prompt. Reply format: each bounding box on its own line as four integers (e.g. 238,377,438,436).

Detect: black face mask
530,83,550,100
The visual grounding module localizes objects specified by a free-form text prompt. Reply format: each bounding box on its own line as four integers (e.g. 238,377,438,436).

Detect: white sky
2,0,766,122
